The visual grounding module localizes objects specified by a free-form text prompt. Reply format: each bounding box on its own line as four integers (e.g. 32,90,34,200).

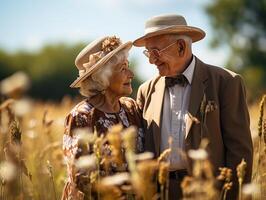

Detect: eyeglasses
143,41,177,58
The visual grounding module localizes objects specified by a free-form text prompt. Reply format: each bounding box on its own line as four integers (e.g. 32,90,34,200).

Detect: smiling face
145,34,192,76
107,59,134,97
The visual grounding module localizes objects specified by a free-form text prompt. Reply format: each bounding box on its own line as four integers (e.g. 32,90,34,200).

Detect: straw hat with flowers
71,36,132,88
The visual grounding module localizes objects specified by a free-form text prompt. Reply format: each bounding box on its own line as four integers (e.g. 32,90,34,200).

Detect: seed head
237,159,247,185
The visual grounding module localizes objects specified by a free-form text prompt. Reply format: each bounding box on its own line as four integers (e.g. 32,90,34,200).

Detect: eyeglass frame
143,41,177,58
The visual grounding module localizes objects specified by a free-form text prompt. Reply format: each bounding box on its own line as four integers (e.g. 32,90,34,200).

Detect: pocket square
205,100,217,113
200,93,218,125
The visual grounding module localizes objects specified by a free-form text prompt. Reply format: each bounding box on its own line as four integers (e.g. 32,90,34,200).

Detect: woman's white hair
79,49,129,98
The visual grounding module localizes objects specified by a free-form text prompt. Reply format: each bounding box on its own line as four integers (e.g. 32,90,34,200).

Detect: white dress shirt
161,56,195,170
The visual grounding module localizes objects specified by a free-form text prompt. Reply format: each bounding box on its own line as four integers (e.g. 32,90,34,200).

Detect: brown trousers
168,178,183,200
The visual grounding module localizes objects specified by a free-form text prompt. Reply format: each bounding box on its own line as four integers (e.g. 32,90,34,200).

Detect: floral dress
61,97,144,200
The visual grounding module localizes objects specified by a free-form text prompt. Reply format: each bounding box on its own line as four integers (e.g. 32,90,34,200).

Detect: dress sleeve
120,97,145,153
62,108,93,199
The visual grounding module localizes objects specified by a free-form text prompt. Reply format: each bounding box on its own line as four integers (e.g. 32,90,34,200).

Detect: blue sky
0,0,229,80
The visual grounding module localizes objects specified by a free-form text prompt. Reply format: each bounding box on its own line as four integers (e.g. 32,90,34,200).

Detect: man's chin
157,64,168,76
158,70,167,76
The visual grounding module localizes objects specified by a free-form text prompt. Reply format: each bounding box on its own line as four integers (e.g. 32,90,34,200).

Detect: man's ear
177,39,185,56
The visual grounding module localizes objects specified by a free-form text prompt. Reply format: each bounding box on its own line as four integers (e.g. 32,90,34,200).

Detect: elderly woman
61,36,144,200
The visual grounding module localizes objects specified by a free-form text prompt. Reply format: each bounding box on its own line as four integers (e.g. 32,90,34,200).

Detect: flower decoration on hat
82,36,122,73
102,36,122,53
80,51,103,76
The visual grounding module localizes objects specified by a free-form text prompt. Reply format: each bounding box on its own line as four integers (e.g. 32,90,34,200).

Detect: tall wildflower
106,124,124,167
122,126,137,179
0,161,17,182
122,126,137,174
97,172,130,199
258,95,265,137
46,160,57,200
0,71,30,99
255,94,266,193
158,148,171,163
135,160,158,200
93,132,105,199
237,159,247,200
9,120,22,145
217,167,232,200
242,183,260,199
183,139,218,200
122,126,154,199
158,162,169,200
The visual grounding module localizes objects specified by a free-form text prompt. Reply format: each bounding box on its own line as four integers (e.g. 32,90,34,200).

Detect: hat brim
70,41,132,88
133,25,205,47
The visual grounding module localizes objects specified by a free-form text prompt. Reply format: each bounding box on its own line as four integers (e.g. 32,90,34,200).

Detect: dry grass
0,94,265,200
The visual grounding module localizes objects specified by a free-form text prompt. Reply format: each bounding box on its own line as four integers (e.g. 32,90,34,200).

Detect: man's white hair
79,49,129,98
168,34,192,47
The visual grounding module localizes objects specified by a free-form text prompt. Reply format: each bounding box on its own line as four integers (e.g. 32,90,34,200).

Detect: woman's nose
128,69,134,78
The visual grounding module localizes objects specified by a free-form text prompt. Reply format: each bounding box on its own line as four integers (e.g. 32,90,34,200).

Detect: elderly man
134,14,253,199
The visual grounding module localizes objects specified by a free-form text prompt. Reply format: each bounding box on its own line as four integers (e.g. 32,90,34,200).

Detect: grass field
0,95,265,200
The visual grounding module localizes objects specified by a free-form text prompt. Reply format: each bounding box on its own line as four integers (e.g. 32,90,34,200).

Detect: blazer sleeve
136,83,150,132
136,84,145,113
220,74,253,185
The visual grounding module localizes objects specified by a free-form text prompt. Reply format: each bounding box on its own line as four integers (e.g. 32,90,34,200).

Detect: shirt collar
182,55,195,85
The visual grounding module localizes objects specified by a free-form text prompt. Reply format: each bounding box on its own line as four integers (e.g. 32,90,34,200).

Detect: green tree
205,0,266,101
0,43,142,100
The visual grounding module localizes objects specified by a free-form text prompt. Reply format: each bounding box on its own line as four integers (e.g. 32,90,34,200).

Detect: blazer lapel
151,77,165,156
186,57,208,139
185,113,193,139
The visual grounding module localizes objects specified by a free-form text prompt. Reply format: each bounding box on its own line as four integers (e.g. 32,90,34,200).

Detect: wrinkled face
145,35,186,76
108,60,134,97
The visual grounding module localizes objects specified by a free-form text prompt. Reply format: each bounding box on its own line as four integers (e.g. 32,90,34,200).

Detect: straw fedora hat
133,14,205,47
70,36,132,88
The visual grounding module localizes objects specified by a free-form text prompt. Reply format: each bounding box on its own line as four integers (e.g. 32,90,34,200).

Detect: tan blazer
136,57,253,197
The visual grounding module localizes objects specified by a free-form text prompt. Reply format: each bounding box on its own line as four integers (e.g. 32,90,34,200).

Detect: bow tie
165,74,188,87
